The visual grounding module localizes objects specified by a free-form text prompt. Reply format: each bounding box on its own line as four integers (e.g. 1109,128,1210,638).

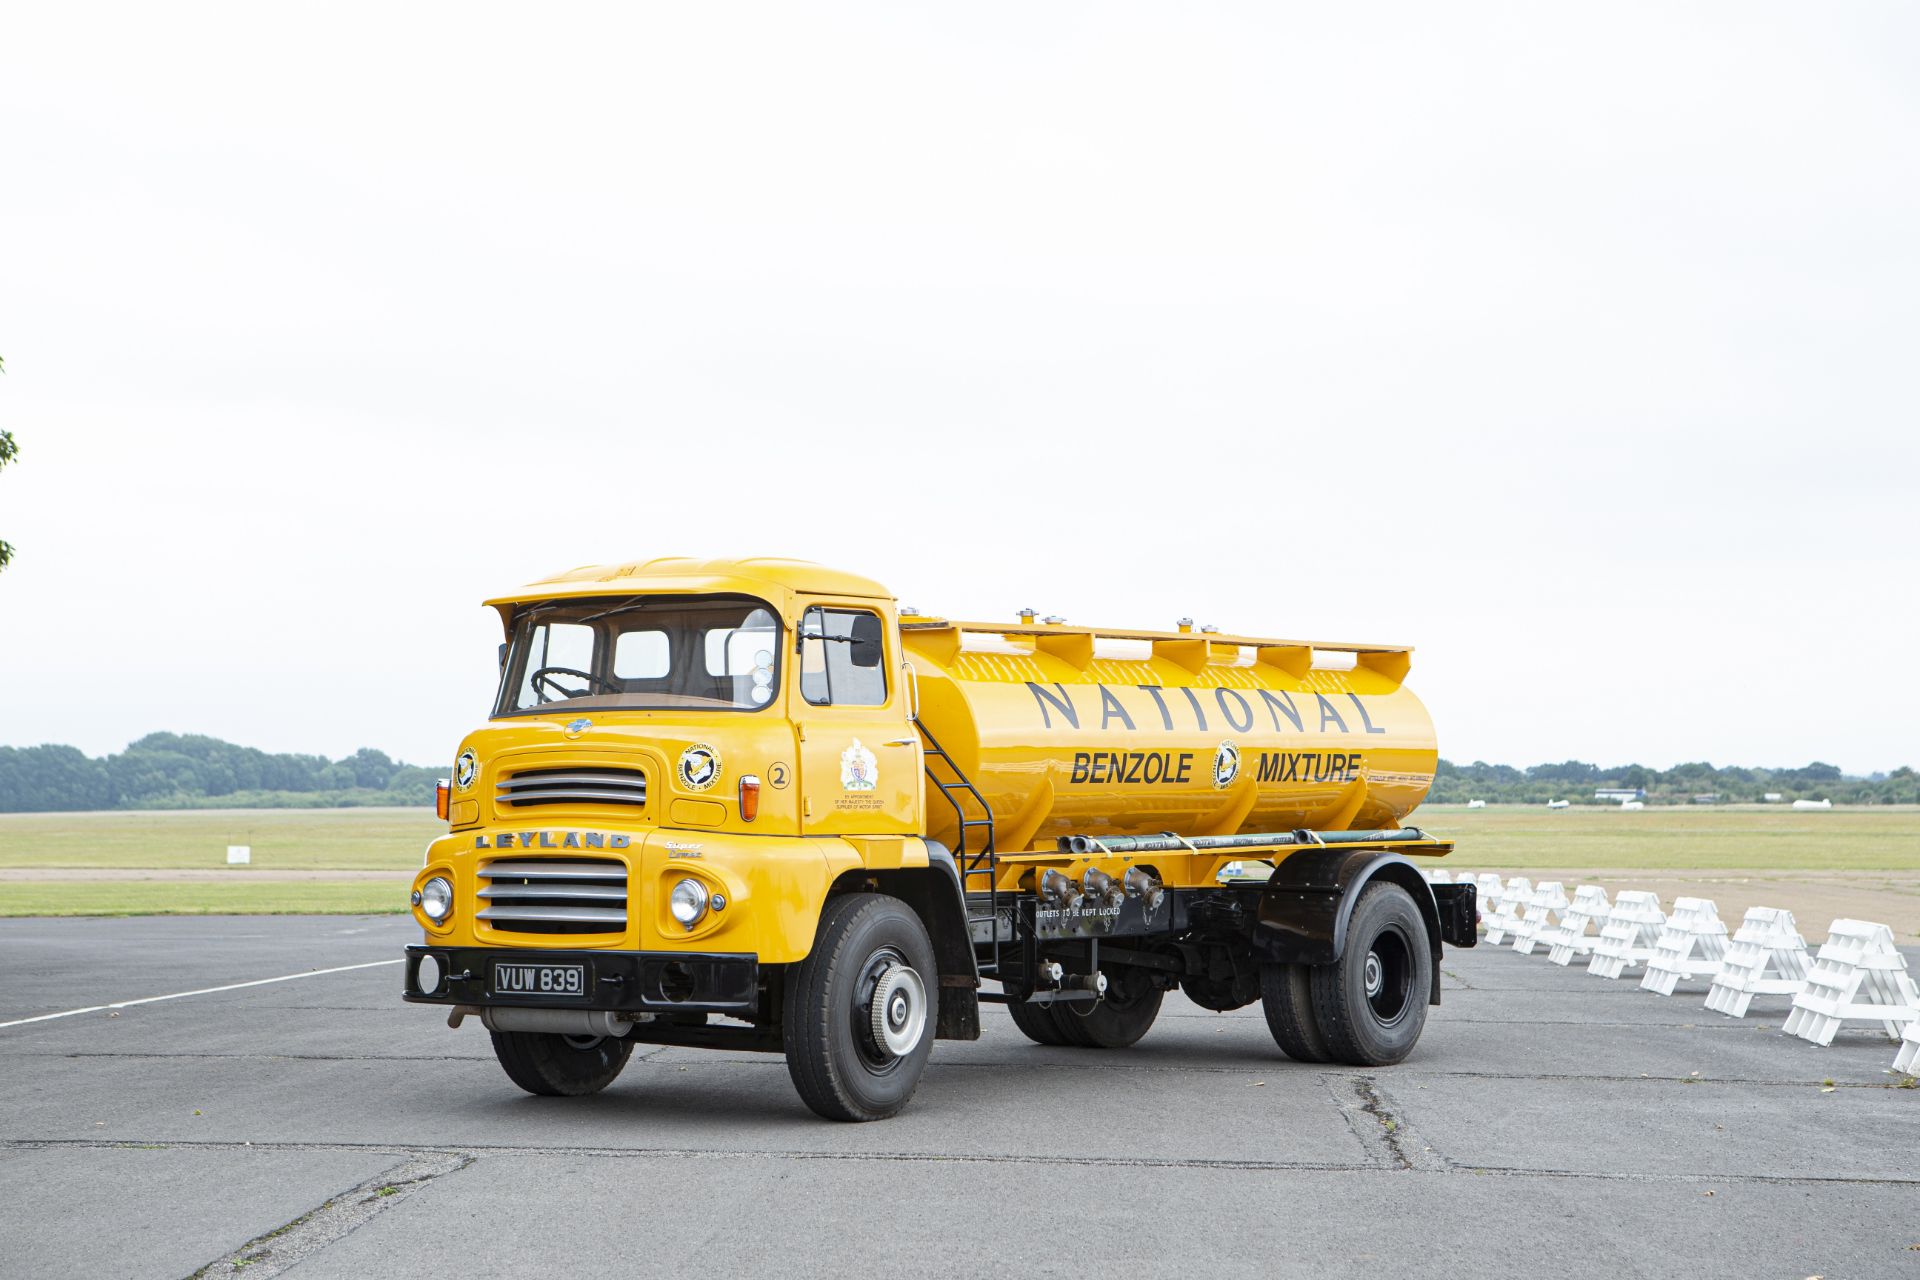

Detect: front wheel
783,894,938,1121
490,1030,633,1096
1310,882,1433,1066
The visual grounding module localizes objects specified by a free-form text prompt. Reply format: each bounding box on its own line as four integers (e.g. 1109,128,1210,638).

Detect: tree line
1,735,1912,812
0,734,440,812
1430,758,1919,806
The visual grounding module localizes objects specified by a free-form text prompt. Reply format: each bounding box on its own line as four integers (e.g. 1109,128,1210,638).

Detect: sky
1,3,1915,774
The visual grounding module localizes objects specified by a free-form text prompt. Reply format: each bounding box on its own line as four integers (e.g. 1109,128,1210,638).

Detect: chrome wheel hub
868,962,928,1059
1364,951,1384,998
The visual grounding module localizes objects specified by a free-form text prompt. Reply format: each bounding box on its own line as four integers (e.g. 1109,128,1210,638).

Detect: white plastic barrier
1473,874,1504,923
1425,868,1453,884
1639,897,1730,996
1511,881,1570,955
1894,1021,1920,1075
1588,892,1666,980
1541,885,1611,966
1482,877,1532,945
1782,920,1920,1047
1704,907,1812,1018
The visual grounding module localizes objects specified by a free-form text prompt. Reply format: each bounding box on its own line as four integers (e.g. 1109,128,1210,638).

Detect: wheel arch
825,843,980,1039
1252,849,1443,1006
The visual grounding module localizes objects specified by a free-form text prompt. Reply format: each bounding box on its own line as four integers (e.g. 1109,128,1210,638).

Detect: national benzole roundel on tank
902,622,1438,853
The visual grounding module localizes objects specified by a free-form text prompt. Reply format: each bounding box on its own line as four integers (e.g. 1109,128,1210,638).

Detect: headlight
420,875,454,923
669,878,710,927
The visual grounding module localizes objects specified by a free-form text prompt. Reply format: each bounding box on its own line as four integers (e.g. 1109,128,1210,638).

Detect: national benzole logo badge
1212,740,1241,789
678,743,721,792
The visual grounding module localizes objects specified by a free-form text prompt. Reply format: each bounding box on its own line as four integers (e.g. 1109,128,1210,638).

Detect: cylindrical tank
904,623,1437,853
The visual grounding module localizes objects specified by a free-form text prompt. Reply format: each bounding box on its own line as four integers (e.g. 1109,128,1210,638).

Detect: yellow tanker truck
403,557,1476,1120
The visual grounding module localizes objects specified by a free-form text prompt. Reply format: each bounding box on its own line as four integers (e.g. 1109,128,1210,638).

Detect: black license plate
492,962,587,997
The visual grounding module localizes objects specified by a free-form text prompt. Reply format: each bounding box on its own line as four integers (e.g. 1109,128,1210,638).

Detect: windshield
494,594,782,715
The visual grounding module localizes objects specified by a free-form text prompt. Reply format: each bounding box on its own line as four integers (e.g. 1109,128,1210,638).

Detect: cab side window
798,607,887,706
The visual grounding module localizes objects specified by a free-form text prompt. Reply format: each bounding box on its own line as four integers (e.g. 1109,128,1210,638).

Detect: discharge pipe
1057,827,1429,856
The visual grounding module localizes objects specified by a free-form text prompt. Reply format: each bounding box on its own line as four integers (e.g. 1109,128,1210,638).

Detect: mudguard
836,841,981,1040
1250,849,1450,1005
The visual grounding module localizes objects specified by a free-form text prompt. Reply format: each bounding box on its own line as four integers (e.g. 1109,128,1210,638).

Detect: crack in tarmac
8,1138,1917,1189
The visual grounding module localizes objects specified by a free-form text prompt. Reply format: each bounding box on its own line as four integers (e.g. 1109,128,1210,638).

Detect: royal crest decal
678,743,722,792
840,739,878,792
1212,740,1241,789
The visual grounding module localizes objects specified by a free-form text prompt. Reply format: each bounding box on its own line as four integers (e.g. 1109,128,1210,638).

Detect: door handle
883,739,919,747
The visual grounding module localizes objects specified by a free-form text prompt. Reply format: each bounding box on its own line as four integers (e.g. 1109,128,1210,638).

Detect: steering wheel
530,666,618,703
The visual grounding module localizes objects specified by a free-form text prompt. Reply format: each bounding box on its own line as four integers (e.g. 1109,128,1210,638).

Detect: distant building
1596,788,1646,802
1692,794,1719,805
1466,799,1486,809
1762,793,1783,802
1546,799,1571,809
1791,798,1833,810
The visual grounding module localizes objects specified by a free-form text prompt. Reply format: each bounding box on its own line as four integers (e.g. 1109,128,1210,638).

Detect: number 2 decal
768,763,790,789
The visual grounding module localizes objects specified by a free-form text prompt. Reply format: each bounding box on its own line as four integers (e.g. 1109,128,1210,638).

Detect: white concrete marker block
227,845,251,865
1783,920,1920,1047
1542,885,1611,966
1588,891,1666,980
1705,907,1812,1018
1894,1020,1920,1076
1482,877,1532,945
1511,881,1570,955
1639,897,1730,996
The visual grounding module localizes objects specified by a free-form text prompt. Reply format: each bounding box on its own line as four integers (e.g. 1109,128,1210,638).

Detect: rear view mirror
850,613,883,668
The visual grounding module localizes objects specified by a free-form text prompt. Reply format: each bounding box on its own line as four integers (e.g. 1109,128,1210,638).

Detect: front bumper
402,945,760,1016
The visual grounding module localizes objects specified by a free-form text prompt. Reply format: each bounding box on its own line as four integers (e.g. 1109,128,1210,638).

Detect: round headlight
669,878,710,927
420,875,454,923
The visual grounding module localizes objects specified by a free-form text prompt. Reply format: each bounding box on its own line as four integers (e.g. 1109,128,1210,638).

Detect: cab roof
485,557,894,615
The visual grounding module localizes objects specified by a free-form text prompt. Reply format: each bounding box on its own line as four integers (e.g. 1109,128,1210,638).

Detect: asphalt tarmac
1,915,1915,1279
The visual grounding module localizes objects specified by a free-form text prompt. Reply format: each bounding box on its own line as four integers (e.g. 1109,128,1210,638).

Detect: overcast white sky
1,3,1915,774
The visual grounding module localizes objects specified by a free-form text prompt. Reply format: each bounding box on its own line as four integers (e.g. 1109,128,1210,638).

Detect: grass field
0,803,1915,917
1417,804,1920,871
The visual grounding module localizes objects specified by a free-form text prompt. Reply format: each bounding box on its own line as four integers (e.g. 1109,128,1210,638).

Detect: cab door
793,603,921,835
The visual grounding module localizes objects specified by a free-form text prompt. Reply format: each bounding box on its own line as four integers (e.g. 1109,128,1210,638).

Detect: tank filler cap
1176,617,1193,633
1199,624,1219,634
1042,615,1065,625
1018,607,1037,623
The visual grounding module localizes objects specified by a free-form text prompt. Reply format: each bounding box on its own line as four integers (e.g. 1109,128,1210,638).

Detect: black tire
1310,882,1432,1066
1260,961,1332,1063
783,893,938,1122
489,1030,633,1097
1007,996,1074,1046
1050,969,1163,1048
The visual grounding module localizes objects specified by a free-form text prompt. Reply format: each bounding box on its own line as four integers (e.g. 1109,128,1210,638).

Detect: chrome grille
478,858,627,934
496,766,647,809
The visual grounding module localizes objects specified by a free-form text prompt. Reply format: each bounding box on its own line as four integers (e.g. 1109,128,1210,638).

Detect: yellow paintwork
424,558,1440,959
903,618,1438,854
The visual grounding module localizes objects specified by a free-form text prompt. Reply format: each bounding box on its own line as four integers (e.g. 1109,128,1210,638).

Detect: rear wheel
1007,996,1074,1046
1050,968,1163,1048
490,1031,633,1097
1310,882,1432,1066
1260,961,1331,1062
783,894,938,1121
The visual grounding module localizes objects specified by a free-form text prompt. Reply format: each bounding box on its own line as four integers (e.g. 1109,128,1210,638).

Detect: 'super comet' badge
678,743,722,792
